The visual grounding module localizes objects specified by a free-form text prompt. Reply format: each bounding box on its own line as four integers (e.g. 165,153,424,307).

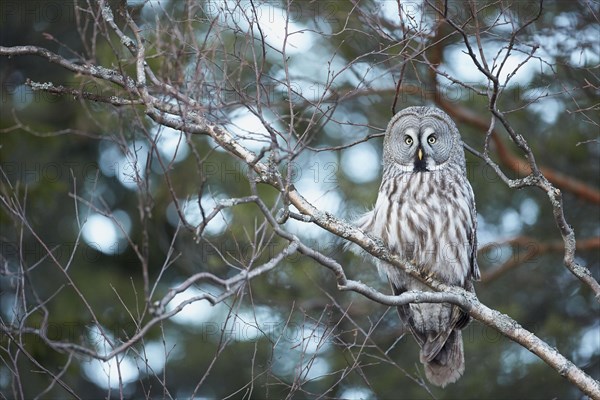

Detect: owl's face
383,107,457,172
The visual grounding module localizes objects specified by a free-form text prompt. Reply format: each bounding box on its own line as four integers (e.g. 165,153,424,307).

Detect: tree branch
479,236,600,284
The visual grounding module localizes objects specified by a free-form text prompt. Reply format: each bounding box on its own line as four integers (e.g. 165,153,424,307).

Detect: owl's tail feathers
420,330,464,388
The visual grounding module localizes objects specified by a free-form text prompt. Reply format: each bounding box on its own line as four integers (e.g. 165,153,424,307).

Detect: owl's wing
467,183,481,281
344,209,375,255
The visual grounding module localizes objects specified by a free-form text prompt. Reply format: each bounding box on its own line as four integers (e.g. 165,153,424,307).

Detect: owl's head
382,106,464,173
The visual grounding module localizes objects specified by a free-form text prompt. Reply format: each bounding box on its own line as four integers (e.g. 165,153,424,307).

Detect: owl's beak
417,148,423,161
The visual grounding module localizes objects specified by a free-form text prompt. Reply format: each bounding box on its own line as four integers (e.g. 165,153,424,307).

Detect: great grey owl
356,106,480,387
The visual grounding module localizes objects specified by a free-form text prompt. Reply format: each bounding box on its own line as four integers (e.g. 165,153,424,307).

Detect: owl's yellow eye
404,136,413,145
427,135,437,144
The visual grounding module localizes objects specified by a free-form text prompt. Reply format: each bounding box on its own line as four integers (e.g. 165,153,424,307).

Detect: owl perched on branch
357,106,480,387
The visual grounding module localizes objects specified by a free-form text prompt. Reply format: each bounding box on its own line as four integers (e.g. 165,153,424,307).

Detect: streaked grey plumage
357,106,480,387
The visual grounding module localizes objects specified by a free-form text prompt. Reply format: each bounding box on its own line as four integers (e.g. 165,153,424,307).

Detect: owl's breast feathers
359,167,478,288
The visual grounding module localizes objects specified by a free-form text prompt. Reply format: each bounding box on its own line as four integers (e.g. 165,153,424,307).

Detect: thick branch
479,236,600,283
